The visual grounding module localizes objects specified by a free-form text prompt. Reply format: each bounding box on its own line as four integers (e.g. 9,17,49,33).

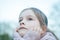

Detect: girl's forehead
20,10,36,17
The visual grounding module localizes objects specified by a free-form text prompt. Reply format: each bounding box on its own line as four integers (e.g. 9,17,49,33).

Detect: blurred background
0,0,60,40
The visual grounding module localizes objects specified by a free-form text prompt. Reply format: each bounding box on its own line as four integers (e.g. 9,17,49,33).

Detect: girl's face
18,9,43,37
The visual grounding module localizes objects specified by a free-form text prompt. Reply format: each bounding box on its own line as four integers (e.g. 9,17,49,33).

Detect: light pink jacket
13,32,58,40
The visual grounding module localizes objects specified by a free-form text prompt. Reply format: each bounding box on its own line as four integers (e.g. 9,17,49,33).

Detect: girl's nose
20,22,25,25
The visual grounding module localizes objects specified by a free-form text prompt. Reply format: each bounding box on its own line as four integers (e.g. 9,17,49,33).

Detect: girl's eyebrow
27,15,35,17
19,15,35,19
19,15,33,18
19,17,23,19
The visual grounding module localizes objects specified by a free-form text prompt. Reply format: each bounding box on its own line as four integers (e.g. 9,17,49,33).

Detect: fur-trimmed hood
13,31,58,40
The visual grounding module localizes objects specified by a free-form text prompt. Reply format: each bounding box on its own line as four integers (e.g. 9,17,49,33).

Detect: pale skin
16,9,46,37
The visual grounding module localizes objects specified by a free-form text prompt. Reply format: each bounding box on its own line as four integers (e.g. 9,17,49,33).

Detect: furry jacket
13,31,58,40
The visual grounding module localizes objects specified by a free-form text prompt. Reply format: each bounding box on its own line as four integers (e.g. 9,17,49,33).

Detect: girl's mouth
19,27,27,30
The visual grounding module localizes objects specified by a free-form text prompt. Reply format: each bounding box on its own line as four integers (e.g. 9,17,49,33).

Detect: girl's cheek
26,21,39,31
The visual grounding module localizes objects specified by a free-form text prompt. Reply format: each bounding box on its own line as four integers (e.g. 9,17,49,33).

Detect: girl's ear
41,25,47,35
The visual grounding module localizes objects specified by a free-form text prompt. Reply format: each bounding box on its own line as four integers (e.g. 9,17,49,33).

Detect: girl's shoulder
41,31,58,40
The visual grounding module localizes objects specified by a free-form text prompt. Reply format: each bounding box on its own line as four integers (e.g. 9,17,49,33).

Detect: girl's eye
28,18,33,21
19,20,22,22
19,17,23,22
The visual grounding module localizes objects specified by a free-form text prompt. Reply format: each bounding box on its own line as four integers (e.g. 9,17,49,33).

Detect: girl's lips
19,27,27,30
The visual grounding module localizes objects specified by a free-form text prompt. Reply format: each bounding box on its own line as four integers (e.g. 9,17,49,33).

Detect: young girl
13,7,58,40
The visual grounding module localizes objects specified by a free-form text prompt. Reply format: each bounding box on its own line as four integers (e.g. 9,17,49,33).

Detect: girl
13,7,58,40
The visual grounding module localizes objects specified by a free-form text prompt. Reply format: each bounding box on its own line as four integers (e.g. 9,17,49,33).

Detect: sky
0,0,59,22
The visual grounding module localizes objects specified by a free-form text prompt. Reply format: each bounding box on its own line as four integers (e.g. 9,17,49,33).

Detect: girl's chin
18,29,28,37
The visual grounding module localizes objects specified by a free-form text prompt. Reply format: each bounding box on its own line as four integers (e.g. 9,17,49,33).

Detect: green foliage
0,34,12,40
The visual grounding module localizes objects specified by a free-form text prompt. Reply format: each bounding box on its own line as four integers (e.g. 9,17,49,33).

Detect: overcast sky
0,0,59,22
